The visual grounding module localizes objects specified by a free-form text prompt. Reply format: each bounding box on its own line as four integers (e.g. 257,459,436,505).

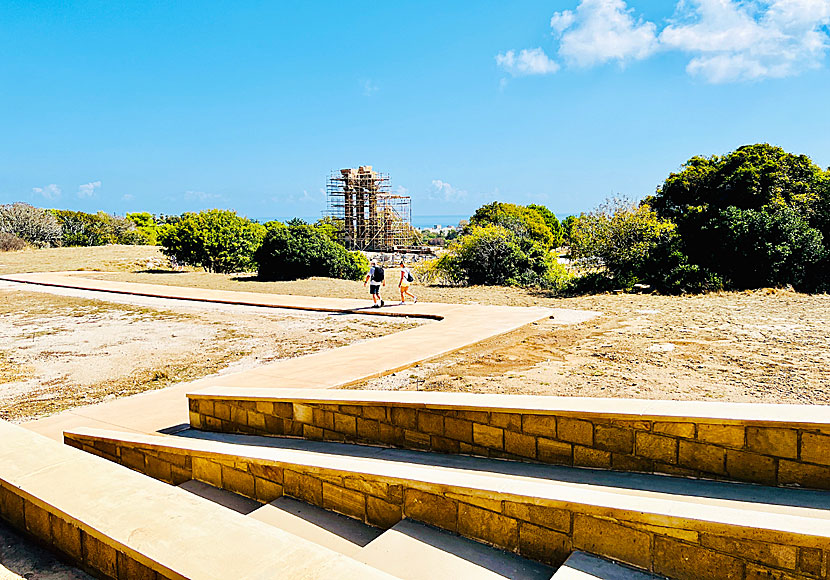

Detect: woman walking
398,261,417,304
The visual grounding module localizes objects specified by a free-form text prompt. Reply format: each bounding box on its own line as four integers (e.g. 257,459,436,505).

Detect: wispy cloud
429,180,468,202
122,194,135,201
184,190,221,202
32,184,61,200
361,79,379,96
499,0,830,83
77,180,101,198
496,48,560,76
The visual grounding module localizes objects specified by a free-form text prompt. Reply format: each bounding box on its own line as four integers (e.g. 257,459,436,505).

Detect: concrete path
0,272,599,441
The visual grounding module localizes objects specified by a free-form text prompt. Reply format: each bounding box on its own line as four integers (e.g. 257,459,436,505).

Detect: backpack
372,266,385,282
406,270,414,283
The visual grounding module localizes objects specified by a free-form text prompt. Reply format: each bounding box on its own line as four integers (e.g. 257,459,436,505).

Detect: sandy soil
0,282,420,422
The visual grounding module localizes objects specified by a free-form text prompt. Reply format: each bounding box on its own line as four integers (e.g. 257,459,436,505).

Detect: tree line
3,143,827,293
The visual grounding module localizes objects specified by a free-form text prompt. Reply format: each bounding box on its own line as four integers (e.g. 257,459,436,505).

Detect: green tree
436,224,555,287
255,223,368,281
527,204,564,247
158,209,266,273
470,202,555,249
569,198,676,288
127,212,159,244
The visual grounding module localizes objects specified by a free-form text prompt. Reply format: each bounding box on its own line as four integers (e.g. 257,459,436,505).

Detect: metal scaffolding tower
325,166,418,252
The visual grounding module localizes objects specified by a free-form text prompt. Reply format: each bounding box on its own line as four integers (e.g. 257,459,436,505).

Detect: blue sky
2,1,829,221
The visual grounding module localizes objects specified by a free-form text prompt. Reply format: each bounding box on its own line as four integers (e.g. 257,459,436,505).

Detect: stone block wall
188,396,830,490
66,431,830,580
0,481,169,580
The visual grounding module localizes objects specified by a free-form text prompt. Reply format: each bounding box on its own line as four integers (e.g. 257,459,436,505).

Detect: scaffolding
325,166,418,252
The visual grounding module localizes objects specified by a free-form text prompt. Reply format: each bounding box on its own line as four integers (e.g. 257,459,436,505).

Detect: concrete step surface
357,519,554,580
553,552,664,579
250,496,383,557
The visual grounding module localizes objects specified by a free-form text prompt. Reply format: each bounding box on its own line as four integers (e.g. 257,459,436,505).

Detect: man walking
364,260,385,307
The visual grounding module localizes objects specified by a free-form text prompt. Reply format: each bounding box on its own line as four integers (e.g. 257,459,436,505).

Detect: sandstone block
322,482,366,520
83,533,118,578
574,446,611,468
654,536,743,580
362,406,387,422
697,424,745,448
116,553,156,580
558,417,593,446
458,503,519,552
798,547,823,577
379,423,404,446
284,471,322,505
254,477,283,502
273,402,293,419
404,429,431,449
636,432,678,464
519,522,570,567
701,534,797,571
431,435,460,454
50,514,82,561
404,489,457,531
801,433,830,466
339,405,363,416
418,412,444,436
538,438,572,464
145,455,172,482
222,466,255,498
292,403,314,424
0,486,24,529
333,413,357,437
726,449,777,485
611,454,653,473
192,457,221,487
746,427,798,459
456,410,490,424
572,515,650,570
444,417,474,444
491,412,522,432
594,425,634,454
678,440,726,475
249,463,283,484
313,408,334,431
302,424,324,440
213,402,231,421
522,414,556,437
367,495,401,528
230,405,248,427
505,430,536,458
357,418,380,441
390,407,418,430
473,423,504,449
503,502,570,533
654,421,696,439
24,501,51,541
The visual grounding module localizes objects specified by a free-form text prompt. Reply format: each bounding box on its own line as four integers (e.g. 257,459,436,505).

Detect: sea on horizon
255,214,469,229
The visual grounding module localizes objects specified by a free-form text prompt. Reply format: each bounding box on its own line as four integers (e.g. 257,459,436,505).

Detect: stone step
250,496,383,556
178,479,262,514
65,427,830,579
357,519,554,580
186,386,830,490
553,552,663,579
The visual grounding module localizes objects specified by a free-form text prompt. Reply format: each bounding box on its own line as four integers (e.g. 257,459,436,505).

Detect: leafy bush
435,224,554,287
255,223,367,281
126,212,160,245
569,198,676,288
158,209,266,273
0,203,62,247
470,202,556,250
0,232,26,252
526,204,564,247
52,210,146,246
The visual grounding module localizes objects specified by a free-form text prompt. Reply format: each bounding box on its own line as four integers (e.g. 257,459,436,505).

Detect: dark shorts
369,283,381,296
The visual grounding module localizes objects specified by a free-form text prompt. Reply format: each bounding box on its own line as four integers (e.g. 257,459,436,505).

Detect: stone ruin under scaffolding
325,166,419,253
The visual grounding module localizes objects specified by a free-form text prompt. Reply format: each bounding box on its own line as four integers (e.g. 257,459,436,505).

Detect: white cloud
32,184,61,200
122,194,135,201
184,190,221,202
496,48,560,76
77,180,101,198
660,0,830,82
362,79,379,96
429,180,467,201
552,0,659,67
503,0,830,83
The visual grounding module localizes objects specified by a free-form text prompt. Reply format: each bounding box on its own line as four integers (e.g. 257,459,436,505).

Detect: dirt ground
0,282,420,422
0,520,92,580
2,245,829,409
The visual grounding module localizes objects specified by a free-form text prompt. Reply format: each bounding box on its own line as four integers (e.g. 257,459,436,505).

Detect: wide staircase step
357,518,554,580
553,551,663,579
250,496,382,556
65,427,830,579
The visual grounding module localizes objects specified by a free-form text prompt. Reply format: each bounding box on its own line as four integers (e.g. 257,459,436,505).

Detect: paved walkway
1,272,599,441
